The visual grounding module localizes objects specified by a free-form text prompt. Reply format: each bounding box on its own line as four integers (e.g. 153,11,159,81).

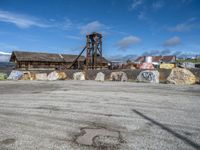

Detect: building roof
10,51,85,63
135,56,176,63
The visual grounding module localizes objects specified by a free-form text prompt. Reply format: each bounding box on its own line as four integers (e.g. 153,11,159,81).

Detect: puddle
75,127,124,149
1,138,16,145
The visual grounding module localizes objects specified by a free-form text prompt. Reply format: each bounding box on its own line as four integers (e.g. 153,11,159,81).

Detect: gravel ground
0,80,200,150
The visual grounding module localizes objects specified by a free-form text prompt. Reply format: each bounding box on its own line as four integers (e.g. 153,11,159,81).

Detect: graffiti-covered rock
137,70,159,83
110,71,128,82
167,68,196,85
7,70,23,80
95,72,105,82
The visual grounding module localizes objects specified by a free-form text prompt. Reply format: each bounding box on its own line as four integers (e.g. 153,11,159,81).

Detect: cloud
66,35,81,40
80,21,106,34
0,10,50,28
130,0,143,10
152,1,165,9
138,11,147,20
163,36,181,47
116,36,141,50
142,49,172,56
168,18,198,32
169,23,195,32
61,18,73,30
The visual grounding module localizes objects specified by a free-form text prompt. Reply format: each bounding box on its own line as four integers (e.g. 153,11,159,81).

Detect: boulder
21,71,31,80
35,73,48,80
7,70,23,80
110,72,128,82
95,72,105,82
167,68,196,85
137,70,159,83
48,71,59,80
47,71,67,80
57,71,67,80
140,63,154,70
73,72,85,80
0,73,7,80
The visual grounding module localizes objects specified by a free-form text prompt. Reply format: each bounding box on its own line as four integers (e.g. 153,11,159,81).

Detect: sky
0,0,200,60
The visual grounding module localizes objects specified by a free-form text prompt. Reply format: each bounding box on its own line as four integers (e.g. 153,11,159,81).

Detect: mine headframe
68,32,103,69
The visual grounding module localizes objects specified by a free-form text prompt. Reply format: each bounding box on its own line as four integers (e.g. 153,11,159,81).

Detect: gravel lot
0,80,200,150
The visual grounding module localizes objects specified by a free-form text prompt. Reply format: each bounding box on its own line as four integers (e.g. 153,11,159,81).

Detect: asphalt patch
75,127,125,149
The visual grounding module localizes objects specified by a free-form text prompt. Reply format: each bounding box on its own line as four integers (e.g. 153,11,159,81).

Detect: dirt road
0,80,200,150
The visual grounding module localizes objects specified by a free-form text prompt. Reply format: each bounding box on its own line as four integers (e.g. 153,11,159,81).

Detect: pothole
75,127,124,149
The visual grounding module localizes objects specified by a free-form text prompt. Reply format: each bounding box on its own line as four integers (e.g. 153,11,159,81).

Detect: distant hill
107,54,138,62
0,62,15,69
0,51,11,62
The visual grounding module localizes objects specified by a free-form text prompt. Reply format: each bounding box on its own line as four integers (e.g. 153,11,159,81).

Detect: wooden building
10,51,85,70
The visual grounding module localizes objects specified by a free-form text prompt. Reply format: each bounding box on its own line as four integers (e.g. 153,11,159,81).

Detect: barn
10,51,85,70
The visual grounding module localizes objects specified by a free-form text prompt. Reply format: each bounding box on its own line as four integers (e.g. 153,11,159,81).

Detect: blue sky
0,0,200,59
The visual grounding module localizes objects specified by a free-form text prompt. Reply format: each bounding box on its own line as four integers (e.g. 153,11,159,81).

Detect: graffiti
142,72,156,81
137,70,159,83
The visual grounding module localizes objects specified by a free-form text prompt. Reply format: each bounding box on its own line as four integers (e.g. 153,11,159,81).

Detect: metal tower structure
68,32,103,70
86,32,102,69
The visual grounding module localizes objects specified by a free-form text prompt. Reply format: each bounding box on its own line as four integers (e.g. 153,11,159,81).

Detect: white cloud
142,49,172,56
62,18,73,30
164,36,181,47
0,10,50,28
80,21,106,34
117,36,141,50
168,18,198,32
131,0,143,10
66,35,81,40
169,23,195,32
